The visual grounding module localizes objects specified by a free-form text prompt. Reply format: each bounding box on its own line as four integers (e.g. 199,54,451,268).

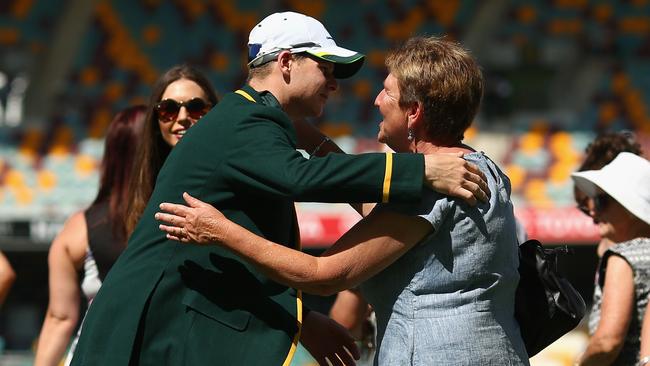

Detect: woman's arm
0,251,16,306
578,254,635,366
34,212,87,366
156,192,432,296
640,300,650,364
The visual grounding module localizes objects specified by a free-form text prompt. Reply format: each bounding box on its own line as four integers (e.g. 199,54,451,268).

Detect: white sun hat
247,11,365,79
571,152,650,225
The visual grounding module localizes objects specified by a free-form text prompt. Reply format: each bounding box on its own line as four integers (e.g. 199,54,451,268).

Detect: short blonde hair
247,53,309,82
385,36,483,144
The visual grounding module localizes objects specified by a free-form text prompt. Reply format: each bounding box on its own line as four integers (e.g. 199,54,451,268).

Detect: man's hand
155,192,230,244
301,310,360,366
424,152,490,205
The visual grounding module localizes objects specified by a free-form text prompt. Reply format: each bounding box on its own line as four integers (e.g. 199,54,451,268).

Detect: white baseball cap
247,11,365,79
571,152,650,225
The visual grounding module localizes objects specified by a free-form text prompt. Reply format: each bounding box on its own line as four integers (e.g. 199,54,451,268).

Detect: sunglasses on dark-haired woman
155,98,212,122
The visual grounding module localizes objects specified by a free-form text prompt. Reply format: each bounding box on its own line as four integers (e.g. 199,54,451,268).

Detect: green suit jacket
70,85,424,365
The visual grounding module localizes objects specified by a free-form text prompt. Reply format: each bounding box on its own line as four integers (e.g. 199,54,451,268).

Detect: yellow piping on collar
235,89,256,103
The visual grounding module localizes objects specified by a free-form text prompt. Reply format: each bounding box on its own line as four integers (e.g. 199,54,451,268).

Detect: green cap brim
305,51,366,79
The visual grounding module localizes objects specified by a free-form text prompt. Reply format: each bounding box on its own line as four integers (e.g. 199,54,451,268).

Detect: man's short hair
247,53,309,82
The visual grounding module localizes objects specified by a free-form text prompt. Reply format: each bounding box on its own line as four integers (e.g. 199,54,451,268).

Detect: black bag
514,239,587,357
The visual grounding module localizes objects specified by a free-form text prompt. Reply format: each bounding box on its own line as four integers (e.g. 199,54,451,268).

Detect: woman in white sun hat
571,152,650,366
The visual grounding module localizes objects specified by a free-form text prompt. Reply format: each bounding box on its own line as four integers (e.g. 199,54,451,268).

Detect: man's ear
277,51,293,79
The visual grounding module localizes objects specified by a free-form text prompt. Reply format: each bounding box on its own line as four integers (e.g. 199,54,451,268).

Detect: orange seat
37,169,57,191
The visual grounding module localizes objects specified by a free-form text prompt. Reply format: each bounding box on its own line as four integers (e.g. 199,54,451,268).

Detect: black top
85,201,125,282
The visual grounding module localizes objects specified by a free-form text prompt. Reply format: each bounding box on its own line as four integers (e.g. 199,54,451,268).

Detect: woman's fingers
159,223,180,234
183,192,208,208
159,202,189,216
154,212,185,227
165,233,186,243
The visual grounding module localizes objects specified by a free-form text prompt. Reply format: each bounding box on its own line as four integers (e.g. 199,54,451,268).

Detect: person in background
34,105,147,366
572,152,650,365
35,64,219,366
157,36,528,365
574,131,643,257
0,251,15,307
125,64,218,236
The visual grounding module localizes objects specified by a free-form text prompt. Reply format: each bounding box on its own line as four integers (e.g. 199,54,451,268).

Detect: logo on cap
248,44,262,61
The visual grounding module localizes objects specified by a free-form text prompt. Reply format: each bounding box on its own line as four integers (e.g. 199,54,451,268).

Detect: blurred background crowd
0,0,649,365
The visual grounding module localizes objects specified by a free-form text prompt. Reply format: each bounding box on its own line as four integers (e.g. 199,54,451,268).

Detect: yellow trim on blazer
235,89,256,102
283,209,303,366
282,290,303,366
382,153,393,203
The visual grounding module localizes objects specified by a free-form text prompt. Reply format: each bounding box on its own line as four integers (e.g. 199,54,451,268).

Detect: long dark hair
93,105,147,242
125,64,219,235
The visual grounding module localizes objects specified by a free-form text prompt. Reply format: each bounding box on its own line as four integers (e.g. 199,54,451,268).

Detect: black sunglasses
576,199,591,216
155,98,211,122
576,194,610,215
593,194,610,213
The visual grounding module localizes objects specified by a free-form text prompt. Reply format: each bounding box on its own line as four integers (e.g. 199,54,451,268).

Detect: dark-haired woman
35,65,219,366
125,64,218,236
573,152,650,366
35,105,147,366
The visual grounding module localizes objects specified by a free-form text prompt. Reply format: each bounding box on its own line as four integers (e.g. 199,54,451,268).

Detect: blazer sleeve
222,109,424,203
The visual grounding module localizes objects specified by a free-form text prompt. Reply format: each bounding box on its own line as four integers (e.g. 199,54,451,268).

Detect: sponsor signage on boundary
298,206,600,248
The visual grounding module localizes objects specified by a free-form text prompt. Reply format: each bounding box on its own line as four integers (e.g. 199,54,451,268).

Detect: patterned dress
589,237,650,366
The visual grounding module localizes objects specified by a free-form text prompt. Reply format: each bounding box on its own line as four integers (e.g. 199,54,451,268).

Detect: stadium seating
0,0,649,219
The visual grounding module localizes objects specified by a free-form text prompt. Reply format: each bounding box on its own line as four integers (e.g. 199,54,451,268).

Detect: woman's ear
407,101,423,130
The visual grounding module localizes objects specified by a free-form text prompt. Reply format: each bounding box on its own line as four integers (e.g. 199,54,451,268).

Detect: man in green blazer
71,12,488,366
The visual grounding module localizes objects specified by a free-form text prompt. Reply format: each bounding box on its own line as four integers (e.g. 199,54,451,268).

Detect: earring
407,128,414,141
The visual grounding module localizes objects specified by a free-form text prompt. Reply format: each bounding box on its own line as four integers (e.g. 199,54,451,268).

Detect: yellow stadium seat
37,170,57,191
524,179,554,209
504,163,526,191
549,161,573,185
516,5,537,24
5,169,25,189
287,0,325,18
592,3,613,23
75,155,98,179
519,131,544,156
11,0,35,19
13,186,34,206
